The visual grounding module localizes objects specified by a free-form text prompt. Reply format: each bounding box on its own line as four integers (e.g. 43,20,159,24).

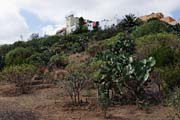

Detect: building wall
66,14,79,34
99,18,120,30
65,14,121,34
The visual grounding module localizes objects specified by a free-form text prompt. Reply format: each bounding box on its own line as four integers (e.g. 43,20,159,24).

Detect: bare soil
0,84,177,120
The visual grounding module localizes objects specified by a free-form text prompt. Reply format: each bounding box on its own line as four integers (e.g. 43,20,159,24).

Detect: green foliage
96,34,156,109
88,59,103,81
38,36,59,47
50,54,68,68
163,67,180,91
98,84,110,118
93,22,100,32
0,64,36,94
167,88,180,119
88,33,124,56
172,24,180,36
54,34,89,54
0,55,5,70
150,46,176,67
135,33,180,60
74,17,89,34
133,20,171,38
63,72,89,104
0,45,14,57
168,88,180,110
27,53,46,66
93,28,119,41
135,33,180,94
5,47,32,66
118,14,142,32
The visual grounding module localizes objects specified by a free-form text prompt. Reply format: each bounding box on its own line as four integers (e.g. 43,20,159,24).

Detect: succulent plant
97,34,156,107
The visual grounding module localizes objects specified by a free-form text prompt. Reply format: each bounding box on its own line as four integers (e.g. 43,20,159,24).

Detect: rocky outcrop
139,12,179,25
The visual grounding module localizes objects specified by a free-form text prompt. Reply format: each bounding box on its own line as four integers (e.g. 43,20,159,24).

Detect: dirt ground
0,84,177,120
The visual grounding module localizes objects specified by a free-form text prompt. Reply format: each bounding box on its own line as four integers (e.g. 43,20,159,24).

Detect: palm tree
119,14,142,31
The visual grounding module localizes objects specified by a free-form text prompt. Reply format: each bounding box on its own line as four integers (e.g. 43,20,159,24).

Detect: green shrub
0,64,37,94
88,59,103,81
150,46,176,67
50,54,68,68
0,55,5,70
27,53,47,66
87,33,123,56
135,33,180,60
62,71,89,104
163,67,180,91
96,34,156,115
167,88,180,119
133,20,171,38
5,47,32,66
154,66,180,93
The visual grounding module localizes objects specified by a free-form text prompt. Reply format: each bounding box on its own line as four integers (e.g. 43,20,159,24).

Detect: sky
0,0,180,45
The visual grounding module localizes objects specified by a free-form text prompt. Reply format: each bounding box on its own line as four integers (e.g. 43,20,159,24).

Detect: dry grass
0,84,177,120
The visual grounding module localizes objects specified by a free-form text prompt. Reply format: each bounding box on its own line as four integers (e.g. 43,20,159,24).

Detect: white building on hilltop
65,14,98,34
66,14,79,34
56,14,121,36
99,16,121,30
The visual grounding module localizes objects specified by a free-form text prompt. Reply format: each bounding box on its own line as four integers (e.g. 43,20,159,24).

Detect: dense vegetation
0,14,180,118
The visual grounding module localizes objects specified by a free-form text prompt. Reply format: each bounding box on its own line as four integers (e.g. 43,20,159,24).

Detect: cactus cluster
97,34,156,108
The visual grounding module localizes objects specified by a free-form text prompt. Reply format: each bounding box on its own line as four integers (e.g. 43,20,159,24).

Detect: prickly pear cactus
97,34,156,106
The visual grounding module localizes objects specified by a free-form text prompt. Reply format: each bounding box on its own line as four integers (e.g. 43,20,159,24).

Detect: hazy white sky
0,0,180,44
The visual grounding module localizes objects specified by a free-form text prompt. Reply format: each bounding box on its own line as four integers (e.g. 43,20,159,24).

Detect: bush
163,66,180,91
50,54,68,68
0,55,5,70
62,72,89,104
135,33,180,60
0,64,37,94
133,20,171,38
27,52,48,66
167,88,180,119
88,59,103,81
87,33,123,56
96,34,156,116
5,47,32,66
150,46,176,67
53,34,89,54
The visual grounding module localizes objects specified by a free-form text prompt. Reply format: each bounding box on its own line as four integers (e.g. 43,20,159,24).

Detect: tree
79,17,86,27
93,22,100,32
119,14,142,32
63,72,89,104
172,23,180,36
29,33,39,40
49,54,68,68
27,53,46,66
74,17,89,34
0,55,5,70
5,47,32,66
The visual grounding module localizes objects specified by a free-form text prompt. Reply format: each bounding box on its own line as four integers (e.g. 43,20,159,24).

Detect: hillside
0,14,180,120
